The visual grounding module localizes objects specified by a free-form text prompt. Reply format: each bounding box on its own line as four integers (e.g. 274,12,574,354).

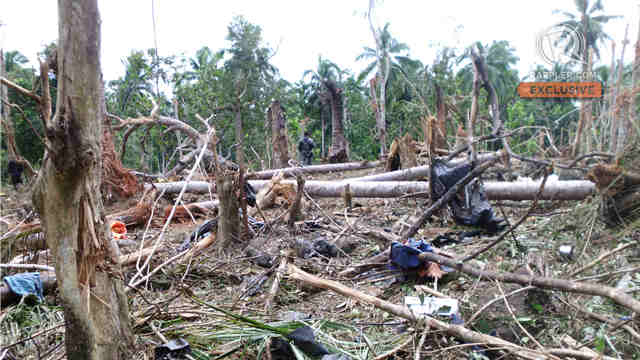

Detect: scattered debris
154,338,191,360
404,296,459,317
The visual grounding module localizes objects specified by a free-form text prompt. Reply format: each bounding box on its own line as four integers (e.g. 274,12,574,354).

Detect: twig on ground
263,251,291,312
420,251,640,314
467,286,535,325
495,281,548,355
557,296,640,342
414,324,429,360
570,241,638,277
288,264,611,360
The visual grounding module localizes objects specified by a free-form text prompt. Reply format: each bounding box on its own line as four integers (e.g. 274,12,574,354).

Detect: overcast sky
1,1,639,85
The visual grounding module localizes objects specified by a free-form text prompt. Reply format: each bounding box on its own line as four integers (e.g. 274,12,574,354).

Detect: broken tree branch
420,251,640,315
288,264,608,360
264,251,292,312
462,166,551,262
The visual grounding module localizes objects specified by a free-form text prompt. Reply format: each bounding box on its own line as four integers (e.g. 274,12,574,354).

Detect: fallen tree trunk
149,179,595,201
246,160,381,180
288,264,611,360
350,151,505,182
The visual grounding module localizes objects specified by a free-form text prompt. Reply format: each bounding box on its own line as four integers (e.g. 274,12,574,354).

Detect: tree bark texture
31,1,133,358
247,160,381,180
268,100,289,169
216,173,239,249
325,79,349,163
151,179,595,201
352,151,505,182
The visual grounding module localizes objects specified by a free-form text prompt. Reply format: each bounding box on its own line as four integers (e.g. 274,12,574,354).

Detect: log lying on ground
150,179,595,200
288,264,611,360
350,150,505,182
247,160,381,180
420,251,640,315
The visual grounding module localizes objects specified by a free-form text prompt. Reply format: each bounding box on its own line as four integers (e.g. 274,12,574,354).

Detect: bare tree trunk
572,16,591,158
321,112,325,158
152,178,595,201
632,7,640,139
616,26,631,155
216,173,239,249
434,84,447,149
248,160,381,180
368,0,387,157
31,1,133,358
609,41,619,152
326,79,349,163
235,106,248,240
584,50,594,154
268,100,289,168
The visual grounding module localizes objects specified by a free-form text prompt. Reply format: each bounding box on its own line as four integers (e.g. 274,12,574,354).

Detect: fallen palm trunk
150,179,594,200
247,160,381,180
420,251,640,315
288,264,611,360
349,151,505,182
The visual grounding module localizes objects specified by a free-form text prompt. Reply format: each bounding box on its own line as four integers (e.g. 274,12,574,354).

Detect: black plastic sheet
430,159,506,233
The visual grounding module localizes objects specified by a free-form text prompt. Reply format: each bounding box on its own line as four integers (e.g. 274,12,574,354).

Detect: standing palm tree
358,20,410,157
553,0,621,156
303,56,349,162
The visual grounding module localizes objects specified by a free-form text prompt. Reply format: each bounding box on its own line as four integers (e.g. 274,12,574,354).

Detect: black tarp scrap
154,338,191,360
270,325,330,359
430,158,506,233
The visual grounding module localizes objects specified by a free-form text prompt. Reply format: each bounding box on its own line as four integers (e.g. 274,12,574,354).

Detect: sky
1,1,639,85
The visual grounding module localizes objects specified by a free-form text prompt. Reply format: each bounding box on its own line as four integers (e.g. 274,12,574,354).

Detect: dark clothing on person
7,160,24,190
298,136,315,166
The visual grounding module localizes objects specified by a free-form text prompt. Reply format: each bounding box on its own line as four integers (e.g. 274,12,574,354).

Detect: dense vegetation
1,4,635,177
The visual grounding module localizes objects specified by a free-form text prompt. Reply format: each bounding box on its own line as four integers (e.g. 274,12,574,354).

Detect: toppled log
246,160,381,180
351,150,505,182
288,264,608,360
107,201,152,227
150,179,595,201
420,251,640,315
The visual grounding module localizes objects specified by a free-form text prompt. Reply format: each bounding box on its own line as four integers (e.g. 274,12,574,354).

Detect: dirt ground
2,162,640,359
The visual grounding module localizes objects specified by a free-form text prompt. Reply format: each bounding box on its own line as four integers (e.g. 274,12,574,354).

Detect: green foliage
2,50,47,165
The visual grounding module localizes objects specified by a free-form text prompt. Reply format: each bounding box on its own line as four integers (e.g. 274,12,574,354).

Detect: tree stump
216,172,240,249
